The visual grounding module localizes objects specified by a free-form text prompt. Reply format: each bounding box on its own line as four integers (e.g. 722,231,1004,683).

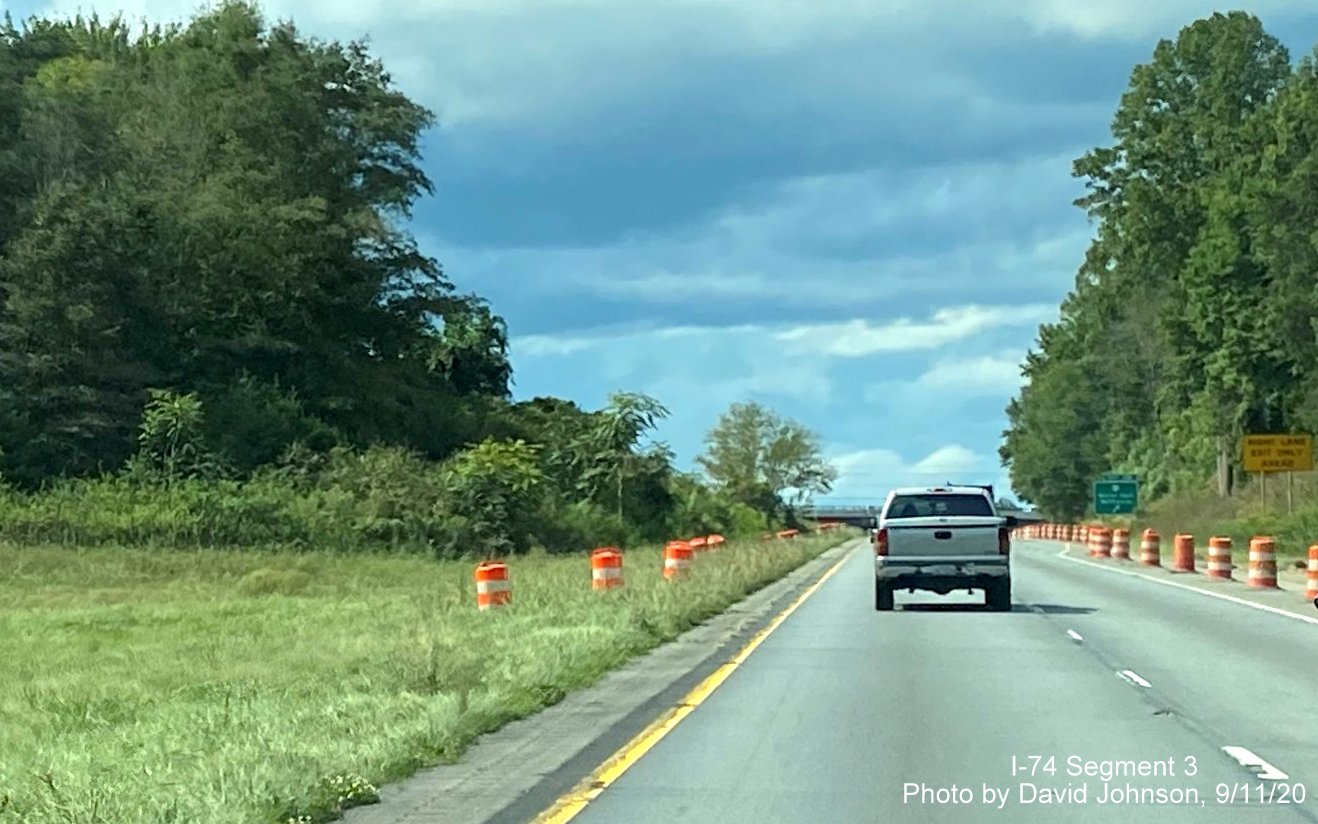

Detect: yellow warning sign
1241,434,1313,473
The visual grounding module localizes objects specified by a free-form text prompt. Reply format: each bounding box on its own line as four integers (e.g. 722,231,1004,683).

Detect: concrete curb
343,535,864,824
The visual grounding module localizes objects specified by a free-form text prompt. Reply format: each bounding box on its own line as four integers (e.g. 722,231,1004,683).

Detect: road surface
546,539,1318,823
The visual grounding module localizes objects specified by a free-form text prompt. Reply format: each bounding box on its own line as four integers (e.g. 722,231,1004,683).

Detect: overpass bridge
800,504,1045,529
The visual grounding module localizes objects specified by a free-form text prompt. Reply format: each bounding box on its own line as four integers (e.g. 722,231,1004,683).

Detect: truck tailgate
885,516,1002,558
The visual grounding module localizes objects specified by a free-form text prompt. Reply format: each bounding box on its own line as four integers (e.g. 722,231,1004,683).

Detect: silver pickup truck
872,485,1016,611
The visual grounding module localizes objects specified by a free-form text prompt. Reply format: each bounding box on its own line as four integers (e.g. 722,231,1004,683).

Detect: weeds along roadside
0,530,855,824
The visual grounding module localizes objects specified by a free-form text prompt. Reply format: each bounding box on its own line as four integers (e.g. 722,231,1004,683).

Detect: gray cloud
433,150,1090,337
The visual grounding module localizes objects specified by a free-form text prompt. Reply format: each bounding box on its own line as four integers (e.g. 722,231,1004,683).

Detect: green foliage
0,2,510,487
433,438,544,558
200,375,342,473
665,471,771,536
697,401,837,520
1001,11,1318,519
131,389,217,481
536,499,639,553
0,3,819,556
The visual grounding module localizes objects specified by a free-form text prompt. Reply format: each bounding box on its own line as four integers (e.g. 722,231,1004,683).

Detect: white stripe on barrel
1111,528,1130,560
1206,537,1232,579
1139,529,1160,566
1247,536,1278,589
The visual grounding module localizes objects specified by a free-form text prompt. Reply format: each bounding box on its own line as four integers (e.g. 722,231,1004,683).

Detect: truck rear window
885,494,993,518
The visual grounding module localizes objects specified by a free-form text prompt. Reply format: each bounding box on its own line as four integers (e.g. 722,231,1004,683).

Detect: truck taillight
998,527,1011,555
875,527,889,557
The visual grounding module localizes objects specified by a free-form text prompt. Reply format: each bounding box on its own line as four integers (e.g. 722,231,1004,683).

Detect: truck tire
987,578,1012,612
875,579,894,611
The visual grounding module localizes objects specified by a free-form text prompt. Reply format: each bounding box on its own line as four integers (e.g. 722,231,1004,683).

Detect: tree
581,392,671,518
1001,11,1297,511
1000,359,1108,520
434,438,544,558
424,297,512,398
0,3,512,485
697,401,837,519
130,389,217,482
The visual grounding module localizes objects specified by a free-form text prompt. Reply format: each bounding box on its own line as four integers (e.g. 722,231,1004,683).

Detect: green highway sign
1094,478,1139,514
1099,473,1137,483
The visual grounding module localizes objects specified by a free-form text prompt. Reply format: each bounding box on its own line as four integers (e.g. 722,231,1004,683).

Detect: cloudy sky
13,0,1318,505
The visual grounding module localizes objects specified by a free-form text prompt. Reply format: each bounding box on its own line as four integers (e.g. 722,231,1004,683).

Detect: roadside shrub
0,439,790,555
430,439,544,559
201,375,342,473
535,499,638,553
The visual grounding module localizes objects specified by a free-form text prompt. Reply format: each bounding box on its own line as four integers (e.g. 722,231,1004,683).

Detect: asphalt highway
550,539,1318,823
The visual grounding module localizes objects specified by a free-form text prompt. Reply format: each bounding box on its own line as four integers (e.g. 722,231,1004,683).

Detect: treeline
1001,11,1318,520
0,4,836,554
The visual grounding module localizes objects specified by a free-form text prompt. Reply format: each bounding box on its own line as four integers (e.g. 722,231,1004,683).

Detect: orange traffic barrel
706,534,725,548
591,547,623,591
1089,527,1111,558
776,529,798,539
1111,528,1130,560
1172,533,1196,572
1306,545,1318,600
1206,536,1232,579
1247,537,1278,589
475,561,511,610
664,541,693,580
1139,529,1161,566
690,536,708,551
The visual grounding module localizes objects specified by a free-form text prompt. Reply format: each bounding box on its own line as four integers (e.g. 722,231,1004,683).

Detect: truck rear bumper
875,557,1009,590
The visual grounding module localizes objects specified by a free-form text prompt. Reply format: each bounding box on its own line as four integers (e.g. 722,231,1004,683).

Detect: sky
12,0,1318,506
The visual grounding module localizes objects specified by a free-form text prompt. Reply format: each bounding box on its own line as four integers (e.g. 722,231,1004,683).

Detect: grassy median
0,531,852,824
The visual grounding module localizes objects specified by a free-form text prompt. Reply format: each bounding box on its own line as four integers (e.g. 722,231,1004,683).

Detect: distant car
872,485,1017,612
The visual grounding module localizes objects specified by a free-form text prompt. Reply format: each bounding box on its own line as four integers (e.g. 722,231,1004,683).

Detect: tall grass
0,531,852,824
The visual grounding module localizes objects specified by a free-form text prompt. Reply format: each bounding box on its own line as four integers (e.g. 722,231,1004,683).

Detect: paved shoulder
343,539,862,824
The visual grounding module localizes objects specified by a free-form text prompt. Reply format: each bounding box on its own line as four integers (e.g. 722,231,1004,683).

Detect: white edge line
1118,669,1152,688
1053,545,1318,627
1066,629,1084,641
1222,746,1290,780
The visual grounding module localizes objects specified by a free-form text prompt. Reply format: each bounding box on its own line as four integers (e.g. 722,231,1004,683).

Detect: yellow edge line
532,543,858,824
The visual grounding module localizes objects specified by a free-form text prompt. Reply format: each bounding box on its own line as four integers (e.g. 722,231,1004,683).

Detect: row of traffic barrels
473,534,729,610
756,524,846,540
1016,523,1318,600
